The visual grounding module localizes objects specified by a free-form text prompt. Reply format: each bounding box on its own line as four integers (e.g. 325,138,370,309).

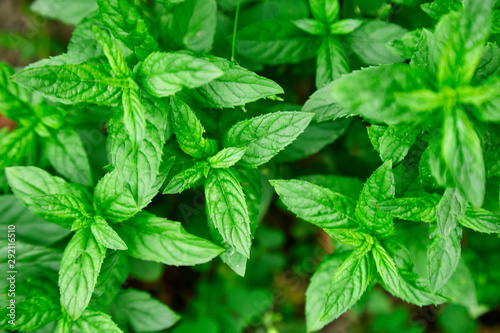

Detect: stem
231,0,241,62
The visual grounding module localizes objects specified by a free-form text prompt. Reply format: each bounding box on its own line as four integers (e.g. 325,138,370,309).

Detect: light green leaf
179,56,284,108
0,127,35,170
293,18,325,35
270,179,357,229
117,211,224,265
310,0,339,25
346,20,407,65
97,0,158,63
136,52,223,98
324,228,372,246
75,310,123,333
30,0,98,25
224,111,314,167
421,0,462,20
330,19,364,35
367,125,419,163
93,251,129,309
459,208,500,233
302,82,349,122
436,187,467,237
323,244,372,322
29,194,91,227
93,25,131,78
11,64,123,105
59,229,106,320
111,289,180,332
296,174,363,200
236,18,321,65
208,147,247,169
372,238,400,293
442,108,485,207
378,195,440,223
170,97,218,159
45,128,93,186
316,35,349,88
205,168,252,258
163,161,207,194
91,216,128,250
167,0,216,53
428,223,462,292
121,87,146,148
356,161,395,237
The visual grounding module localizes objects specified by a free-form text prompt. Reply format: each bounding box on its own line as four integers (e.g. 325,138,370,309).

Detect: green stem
231,0,241,62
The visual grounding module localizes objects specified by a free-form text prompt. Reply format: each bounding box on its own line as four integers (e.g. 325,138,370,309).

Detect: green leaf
316,35,349,88
346,20,407,65
330,19,364,35
421,0,462,20
0,62,34,121
324,228,373,246
270,179,357,229
306,255,343,332
136,52,223,98
208,147,247,169
302,82,349,122
310,0,339,25
293,18,326,35
331,64,434,125
111,289,180,331
97,0,158,63
179,56,284,108
367,125,419,163
5,166,92,227
224,111,314,167
30,0,98,25
372,238,400,293
459,208,500,233
93,25,131,78
356,161,395,237
93,251,129,309
442,108,485,207
0,127,35,169
323,244,372,322
11,64,123,105
59,229,106,320
205,168,252,258
296,174,363,200
378,195,440,223
91,216,128,250
29,194,91,227
236,18,322,65
45,128,93,186
121,87,146,148
427,223,462,292
436,187,467,237
163,161,207,194
75,310,123,333
170,97,218,159
116,211,224,265
167,0,217,53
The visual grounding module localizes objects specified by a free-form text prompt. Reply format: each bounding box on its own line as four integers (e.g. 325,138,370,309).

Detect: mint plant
2,0,500,332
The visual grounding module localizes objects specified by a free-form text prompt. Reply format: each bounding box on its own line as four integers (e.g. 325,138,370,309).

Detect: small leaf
372,238,400,293
310,0,339,25
75,310,123,333
330,19,364,35
436,187,467,237
163,161,207,194
91,216,128,250
459,208,500,233
378,195,440,223
293,18,326,35
208,147,247,169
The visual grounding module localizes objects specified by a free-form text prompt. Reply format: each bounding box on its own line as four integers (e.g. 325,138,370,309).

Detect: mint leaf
30,0,98,25
356,161,395,237
111,289,180,331
30,194,91,227
136,52,223,98
330,19,364,35
93,251,129,309
179,56,284,108
166,0,216,53
421,0,462,20
367,125,419,163
75,309,122,333
163,161,207,194
91,216,128,250
270,179,357,229
97,0,158,63
121,87,146,148
372,239,400,293
302,82,349,122
208,147,247,169
459,208,500,234
93,25,131,78
378,195,440,223
386,270,449,306
316,36,349,88
293,18,325,35
170,97,218,159
59,229,106,320
323,244,372,322
45,128,93,186
224,111,314,167
116,211,224,265
12,64,123,105
310,0,339,25
436,187,467,237
205,168,252,258
428,223,462,292
236,19,321,65
0,127,35,169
